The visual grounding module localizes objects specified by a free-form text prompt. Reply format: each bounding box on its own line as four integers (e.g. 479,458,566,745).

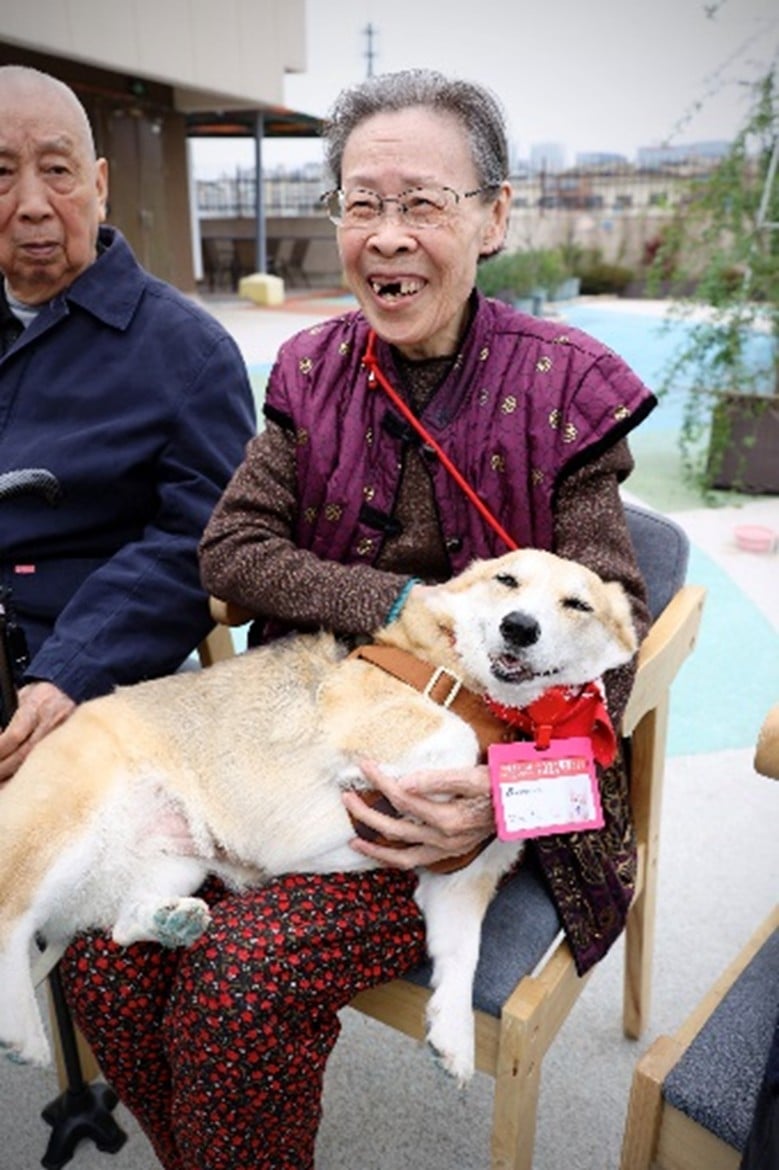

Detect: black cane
0,469,126,1168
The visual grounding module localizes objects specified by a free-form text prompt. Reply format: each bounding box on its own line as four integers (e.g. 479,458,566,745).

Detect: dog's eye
562,596,593,613
495,573,519,589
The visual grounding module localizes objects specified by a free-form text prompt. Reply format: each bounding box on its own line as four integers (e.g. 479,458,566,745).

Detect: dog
0,548,637,1081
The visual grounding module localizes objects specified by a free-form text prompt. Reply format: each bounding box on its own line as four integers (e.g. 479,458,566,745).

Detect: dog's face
428,549,638,707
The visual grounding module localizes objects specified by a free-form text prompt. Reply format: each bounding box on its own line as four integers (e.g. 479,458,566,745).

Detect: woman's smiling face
337,106,510,360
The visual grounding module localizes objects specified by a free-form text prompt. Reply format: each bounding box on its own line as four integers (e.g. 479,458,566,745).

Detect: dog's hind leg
111,856,212,948
414,840,522,1084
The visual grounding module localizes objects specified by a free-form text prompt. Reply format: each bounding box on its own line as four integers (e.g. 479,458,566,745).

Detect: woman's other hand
343,759,495,870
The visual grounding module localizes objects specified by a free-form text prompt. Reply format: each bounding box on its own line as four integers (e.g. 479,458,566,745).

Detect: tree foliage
648,65,779,490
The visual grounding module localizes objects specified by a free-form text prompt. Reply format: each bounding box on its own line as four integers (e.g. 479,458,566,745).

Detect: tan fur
0,549,637,1077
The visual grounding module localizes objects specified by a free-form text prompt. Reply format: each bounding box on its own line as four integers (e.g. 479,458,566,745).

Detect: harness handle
362,330,519,552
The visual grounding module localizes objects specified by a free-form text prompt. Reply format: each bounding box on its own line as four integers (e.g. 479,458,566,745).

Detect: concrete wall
0,0,306,111
0,2,307,290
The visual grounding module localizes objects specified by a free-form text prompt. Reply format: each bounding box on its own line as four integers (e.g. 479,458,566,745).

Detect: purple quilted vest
263,294,655,568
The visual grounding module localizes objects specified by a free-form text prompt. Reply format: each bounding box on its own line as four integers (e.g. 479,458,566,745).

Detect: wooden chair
620,703,779,1170
619,904,779,1170
209,501,707,1170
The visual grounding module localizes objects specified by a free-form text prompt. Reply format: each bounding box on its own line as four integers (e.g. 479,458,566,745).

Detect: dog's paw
151,898,211,948
426,1036,474,1087
0,1035,51,1068
425,1004,475,1087
421,992,477,1090
1,1042,31,1066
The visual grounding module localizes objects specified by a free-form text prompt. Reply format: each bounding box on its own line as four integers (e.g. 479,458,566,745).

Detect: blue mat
666,546,779,757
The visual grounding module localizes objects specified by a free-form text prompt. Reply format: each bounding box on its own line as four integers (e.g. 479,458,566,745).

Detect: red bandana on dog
484,683,617,767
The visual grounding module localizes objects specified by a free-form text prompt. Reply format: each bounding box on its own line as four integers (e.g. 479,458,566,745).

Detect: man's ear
95,157,109,223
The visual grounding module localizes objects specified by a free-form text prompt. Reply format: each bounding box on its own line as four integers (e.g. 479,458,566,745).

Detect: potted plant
648,66,779,496
476,248,572,314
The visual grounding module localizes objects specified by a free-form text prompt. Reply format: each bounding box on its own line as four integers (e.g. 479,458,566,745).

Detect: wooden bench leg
620,1035,682,1170
491,944,590,1170
491,1026,542,1170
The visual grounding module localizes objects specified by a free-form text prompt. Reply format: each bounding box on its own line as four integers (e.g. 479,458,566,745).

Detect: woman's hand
0,682,75,782
342,760,495,870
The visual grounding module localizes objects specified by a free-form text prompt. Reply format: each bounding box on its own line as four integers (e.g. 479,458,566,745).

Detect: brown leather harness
345,644,515,874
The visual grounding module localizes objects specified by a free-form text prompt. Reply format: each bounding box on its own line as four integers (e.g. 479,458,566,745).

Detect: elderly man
0,65,255,778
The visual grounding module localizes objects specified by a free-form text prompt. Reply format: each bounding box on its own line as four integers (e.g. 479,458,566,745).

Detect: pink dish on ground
733,524,777,553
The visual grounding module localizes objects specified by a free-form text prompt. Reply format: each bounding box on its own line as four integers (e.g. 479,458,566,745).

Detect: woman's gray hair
323,68,509,191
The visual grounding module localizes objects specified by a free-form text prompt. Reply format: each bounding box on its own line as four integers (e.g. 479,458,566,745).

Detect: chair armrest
621,584,706,737
209,596,257,627
755,703,779,779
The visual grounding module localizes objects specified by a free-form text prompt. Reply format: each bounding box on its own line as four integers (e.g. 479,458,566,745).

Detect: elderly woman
63,70,655,1170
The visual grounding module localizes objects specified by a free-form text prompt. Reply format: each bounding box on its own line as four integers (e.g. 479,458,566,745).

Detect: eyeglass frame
320,183,502,229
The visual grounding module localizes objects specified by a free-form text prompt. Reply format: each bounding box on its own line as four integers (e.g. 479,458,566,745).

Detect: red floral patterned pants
60,869,426,1170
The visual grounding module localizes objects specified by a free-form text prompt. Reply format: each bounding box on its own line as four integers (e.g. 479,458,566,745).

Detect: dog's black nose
500,611,540,649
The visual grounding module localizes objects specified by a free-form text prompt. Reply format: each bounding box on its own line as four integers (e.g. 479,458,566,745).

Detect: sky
191,0,778,178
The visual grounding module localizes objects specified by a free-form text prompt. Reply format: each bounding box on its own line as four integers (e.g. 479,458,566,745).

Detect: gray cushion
624,502,689,621
663,928,779,1151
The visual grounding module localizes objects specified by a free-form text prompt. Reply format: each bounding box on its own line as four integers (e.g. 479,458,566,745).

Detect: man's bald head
0,65,108,302
0,66,97,158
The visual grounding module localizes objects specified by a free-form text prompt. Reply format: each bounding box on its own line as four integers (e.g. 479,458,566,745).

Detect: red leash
362,330,519,552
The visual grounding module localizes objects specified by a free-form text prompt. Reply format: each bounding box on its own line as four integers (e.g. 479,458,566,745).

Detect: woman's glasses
321,184,498,230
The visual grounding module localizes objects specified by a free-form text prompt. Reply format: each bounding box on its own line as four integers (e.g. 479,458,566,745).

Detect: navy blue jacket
0,226,256,702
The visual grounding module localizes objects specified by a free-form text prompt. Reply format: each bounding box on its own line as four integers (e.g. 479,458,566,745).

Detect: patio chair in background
201,237,235,292
232,238,258,287
274,237,310,286
619,904,779,1170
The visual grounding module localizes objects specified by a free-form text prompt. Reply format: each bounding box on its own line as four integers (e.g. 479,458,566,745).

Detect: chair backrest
624,501,689,621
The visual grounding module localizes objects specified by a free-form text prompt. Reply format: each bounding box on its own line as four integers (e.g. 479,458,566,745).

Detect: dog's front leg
414,839,522,1085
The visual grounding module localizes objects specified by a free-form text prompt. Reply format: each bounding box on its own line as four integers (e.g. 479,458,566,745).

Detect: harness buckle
423,666,463,710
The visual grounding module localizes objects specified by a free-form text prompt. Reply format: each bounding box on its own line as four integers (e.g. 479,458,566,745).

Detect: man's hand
0,682,75,782
342,760,495,870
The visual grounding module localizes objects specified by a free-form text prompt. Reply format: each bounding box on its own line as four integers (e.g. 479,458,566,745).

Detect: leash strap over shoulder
362,330,519,552
349,644,513,756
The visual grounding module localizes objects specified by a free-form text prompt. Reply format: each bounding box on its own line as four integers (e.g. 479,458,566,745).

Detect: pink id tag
488,738,604,841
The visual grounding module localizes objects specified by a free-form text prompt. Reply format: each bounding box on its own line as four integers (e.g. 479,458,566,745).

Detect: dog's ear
418,585,457,630
604,581,639,657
